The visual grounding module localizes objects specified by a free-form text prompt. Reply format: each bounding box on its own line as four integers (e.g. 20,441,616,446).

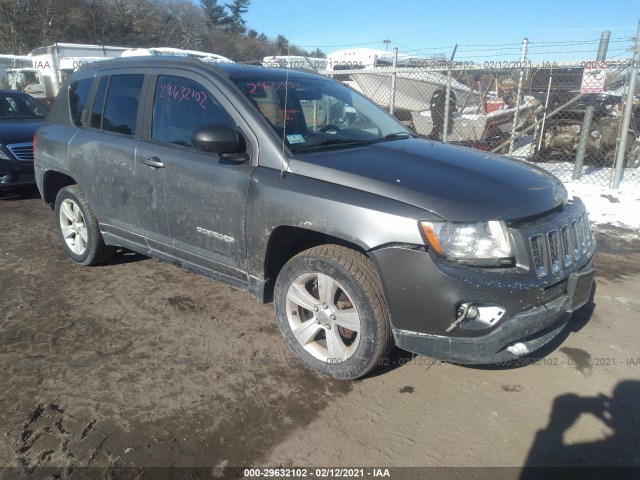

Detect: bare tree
0,0,324,64
161,0,208,50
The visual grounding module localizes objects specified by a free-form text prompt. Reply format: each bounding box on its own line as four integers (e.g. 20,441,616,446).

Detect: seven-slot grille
529,213,593,277
6,142,34,162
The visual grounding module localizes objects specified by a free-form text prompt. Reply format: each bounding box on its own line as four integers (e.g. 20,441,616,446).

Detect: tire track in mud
12,402,108,474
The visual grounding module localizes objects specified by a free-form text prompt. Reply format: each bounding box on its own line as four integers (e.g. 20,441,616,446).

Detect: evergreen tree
226,0,249,34
200,0,229,28
275,34,288,55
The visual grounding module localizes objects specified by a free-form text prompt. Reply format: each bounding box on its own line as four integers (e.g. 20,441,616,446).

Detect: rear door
67,71,148,242
136,69,256,280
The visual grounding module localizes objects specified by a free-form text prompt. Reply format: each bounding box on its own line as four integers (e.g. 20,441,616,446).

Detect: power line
389,37,631,56
286,36,634,60
530,38,629,45
451,48,629,59
293,41,385,48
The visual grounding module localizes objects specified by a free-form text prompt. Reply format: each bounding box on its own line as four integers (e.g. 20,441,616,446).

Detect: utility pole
508,38,529,155
442,44,458,143
573,30,610,180
390,47,398,115
612,21,640,188
383,39,391,51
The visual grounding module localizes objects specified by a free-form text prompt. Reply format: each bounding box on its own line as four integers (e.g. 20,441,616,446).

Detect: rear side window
101,74,144,135
69,78,93,126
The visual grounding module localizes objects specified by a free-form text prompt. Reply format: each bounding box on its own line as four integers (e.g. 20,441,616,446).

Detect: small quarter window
69,78,93,126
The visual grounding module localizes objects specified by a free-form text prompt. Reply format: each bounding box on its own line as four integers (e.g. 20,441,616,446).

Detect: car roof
73,56,326,81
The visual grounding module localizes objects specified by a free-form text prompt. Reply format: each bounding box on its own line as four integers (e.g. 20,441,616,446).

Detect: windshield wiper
290,132,414,154
375,132,414,142
290,138,374,154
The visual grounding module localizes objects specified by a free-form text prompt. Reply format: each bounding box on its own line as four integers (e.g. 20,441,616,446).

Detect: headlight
0,144,10,160
420,220,512,263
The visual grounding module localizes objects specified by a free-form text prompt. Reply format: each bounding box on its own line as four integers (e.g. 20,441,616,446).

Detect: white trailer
5,43,129,102
325,48,445,71
0,54,32,73
0,54,32,87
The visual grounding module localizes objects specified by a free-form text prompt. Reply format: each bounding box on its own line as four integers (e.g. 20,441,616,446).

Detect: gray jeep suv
34,57,595,379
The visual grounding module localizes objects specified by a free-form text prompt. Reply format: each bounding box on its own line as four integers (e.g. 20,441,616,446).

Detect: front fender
245,166,439,278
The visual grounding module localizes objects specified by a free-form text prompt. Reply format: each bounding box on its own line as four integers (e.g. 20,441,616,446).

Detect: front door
136,71,255,281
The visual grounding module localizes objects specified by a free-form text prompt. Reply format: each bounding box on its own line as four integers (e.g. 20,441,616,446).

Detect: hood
289,138,567,222
0,119,44,145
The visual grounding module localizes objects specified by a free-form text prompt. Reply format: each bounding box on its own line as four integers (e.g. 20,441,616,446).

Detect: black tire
274,245,393,380
54,185,114,265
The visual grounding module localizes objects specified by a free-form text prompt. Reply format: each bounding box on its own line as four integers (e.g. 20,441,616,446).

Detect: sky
242,0,640,63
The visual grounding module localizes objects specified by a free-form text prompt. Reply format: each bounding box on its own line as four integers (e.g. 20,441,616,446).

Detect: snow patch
505,137,639,234
563,181,640,234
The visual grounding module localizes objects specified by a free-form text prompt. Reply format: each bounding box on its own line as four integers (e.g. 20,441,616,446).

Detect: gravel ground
1,187,639,479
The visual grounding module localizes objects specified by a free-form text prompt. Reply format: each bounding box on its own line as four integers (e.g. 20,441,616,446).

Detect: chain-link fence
320,54,640,187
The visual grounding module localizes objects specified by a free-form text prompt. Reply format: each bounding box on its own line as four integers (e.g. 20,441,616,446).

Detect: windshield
232,73,412,153
0,92,48,120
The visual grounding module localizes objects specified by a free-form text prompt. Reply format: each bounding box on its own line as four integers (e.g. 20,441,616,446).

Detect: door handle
141,156,165,168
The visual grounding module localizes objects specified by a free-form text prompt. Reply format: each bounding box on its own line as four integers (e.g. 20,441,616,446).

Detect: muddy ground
1,187,639,479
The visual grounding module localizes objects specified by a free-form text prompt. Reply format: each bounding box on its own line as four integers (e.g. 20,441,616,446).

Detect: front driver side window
152,75,234,148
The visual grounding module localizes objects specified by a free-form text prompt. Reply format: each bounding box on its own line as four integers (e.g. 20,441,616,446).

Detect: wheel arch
42,170,77,208
262,225,370,302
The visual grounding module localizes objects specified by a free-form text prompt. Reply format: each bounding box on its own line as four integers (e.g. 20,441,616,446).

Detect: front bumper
394,291,576,364
0,157,35,188
0,172,36,188
374,248,594,363
369,201,596,364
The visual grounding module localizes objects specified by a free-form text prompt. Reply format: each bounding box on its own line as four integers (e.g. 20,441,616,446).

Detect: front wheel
274,245,393,379
54,185,114,265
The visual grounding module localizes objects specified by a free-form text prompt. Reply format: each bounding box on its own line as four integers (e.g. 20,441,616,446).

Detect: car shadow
362,346,433,379
103,248,150,266
0,185,41,200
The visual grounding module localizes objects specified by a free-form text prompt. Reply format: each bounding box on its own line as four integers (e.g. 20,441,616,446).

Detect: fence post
389,47,398,115
612,21,640,188
442,44,458,143
509,38,529,155
537,66,554,152
572,30,610,180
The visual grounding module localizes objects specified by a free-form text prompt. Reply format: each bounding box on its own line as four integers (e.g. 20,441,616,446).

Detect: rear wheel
54,185,114,265
274,245,392,379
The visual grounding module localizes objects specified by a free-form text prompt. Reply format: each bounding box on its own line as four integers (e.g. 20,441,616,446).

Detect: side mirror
192,124,249,162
